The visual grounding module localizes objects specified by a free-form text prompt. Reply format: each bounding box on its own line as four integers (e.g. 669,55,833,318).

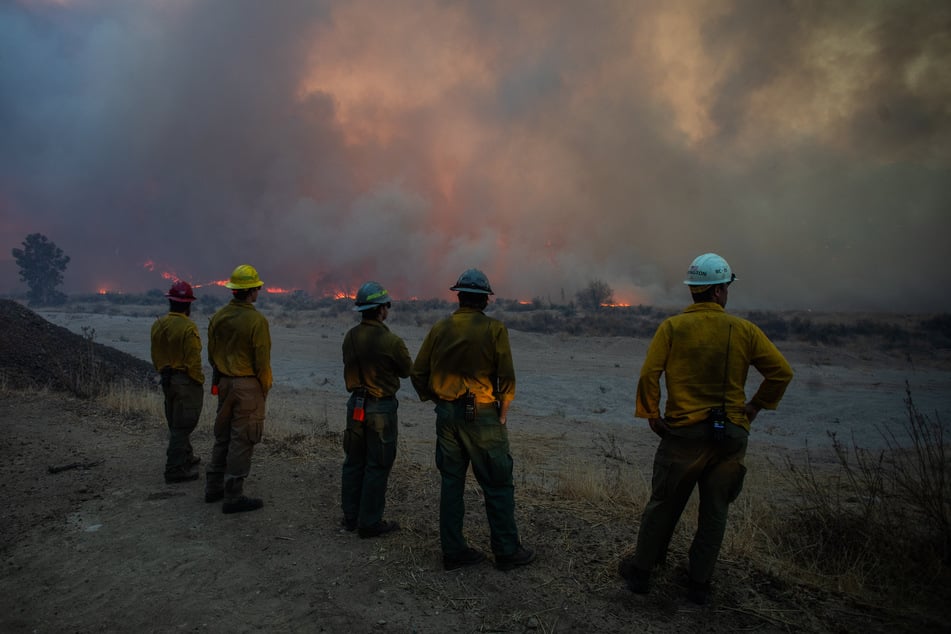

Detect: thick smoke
2,0,949,311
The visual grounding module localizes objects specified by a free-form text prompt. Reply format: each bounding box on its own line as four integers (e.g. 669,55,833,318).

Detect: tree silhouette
12,233,71,305
576,279,614,311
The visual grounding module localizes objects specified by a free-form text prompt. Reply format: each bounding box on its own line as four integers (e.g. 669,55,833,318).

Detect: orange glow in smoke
265,287,292,294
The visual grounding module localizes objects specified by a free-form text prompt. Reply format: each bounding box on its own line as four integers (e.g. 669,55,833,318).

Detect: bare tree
576,279,614,311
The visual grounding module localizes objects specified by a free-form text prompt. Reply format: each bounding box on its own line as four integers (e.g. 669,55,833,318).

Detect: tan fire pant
205,377,265,503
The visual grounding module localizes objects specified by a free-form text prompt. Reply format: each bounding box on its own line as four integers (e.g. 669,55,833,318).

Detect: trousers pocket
727,464,747,503
247,419,264,444
484,447,514,488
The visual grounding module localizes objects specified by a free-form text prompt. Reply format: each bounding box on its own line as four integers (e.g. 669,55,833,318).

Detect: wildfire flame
193,280,229,288
320,285,356,300
143,260,184,284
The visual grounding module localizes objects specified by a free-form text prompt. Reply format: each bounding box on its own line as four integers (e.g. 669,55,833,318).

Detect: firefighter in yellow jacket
412,269,534,571
620,253,793,604
341,281,412,538
205,264,272,514
150,280,204,484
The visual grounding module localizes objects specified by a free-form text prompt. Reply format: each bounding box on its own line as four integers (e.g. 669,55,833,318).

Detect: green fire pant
341,395,399,529
434,399,520,558
206,377,265,503
632,422,748,584
161,372,203,474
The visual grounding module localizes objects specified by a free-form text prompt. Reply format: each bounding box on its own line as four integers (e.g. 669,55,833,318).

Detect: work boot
358,520,400,538
341,516,358,532
165,469,199,484
222,496,264,514
443,547,486,571
618,557,650,594
686,579,711,605
204,490,224,503
495,545,535,571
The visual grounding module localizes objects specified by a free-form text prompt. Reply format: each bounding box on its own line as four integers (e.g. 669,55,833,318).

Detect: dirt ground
1,301,950,633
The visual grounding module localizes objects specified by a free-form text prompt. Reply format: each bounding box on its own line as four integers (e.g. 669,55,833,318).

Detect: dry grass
766,387,951,605
98,382,164,418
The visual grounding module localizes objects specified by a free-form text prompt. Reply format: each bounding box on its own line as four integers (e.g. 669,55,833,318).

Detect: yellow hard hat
225,264,263,290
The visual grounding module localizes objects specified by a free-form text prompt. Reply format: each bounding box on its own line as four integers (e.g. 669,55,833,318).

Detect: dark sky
2,0,949,311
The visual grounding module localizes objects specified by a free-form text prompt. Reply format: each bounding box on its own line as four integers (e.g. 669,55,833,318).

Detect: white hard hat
683,253,736,286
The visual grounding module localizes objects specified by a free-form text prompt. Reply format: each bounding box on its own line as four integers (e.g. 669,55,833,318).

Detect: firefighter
412,269,535,571
620,253,793,604
205,264,272,514
150,280,204,484
341,281,412,538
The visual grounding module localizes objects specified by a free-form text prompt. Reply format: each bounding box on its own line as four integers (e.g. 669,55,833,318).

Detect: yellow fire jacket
412,306,516,404
150,312,205,385
636,302,793,431
208,300,272,394
343,319,412,398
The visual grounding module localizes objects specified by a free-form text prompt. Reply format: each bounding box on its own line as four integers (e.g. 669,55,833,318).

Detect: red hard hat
166,280,197,302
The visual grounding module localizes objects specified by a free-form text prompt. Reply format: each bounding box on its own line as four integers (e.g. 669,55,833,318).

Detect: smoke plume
2,0,949,311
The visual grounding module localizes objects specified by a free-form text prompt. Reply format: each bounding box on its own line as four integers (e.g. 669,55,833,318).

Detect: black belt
221,374,255,379
365,395,395,402
448,396,497,406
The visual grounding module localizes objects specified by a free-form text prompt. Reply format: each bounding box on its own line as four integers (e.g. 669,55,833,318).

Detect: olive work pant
341,395,399,529
434,399,520,558
206,377,265,503
161,373,203,474
632,422,748,584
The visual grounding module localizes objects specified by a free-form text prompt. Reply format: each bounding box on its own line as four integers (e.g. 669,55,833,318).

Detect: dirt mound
0,299,155,396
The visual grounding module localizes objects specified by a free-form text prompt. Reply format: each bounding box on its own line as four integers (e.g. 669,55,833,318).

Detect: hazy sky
2,0,949,311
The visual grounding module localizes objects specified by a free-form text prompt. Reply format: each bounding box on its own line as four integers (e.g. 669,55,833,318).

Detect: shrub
773,385,951,599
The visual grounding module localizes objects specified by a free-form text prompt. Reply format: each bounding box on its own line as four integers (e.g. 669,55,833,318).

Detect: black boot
165,468,199,484
222,496,264,514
